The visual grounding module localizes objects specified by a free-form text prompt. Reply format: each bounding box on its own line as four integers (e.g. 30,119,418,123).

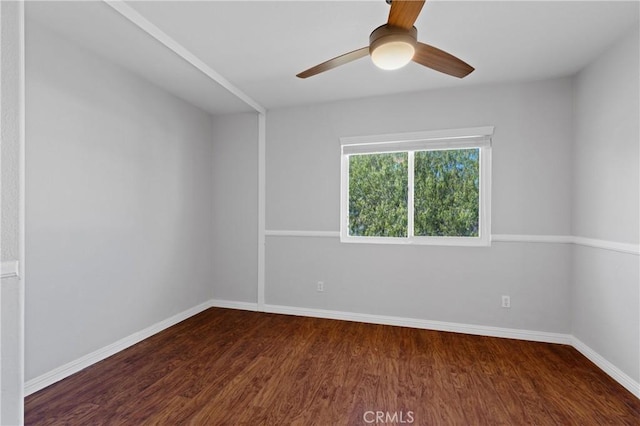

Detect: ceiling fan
297,0,474,79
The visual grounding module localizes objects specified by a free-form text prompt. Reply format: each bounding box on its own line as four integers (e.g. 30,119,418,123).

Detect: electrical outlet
317,281,324,292
501,295,511,308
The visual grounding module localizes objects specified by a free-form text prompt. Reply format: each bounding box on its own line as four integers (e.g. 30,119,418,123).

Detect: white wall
572,25,640,384
24,23,215,380
265,78,574,332
211,113,259,303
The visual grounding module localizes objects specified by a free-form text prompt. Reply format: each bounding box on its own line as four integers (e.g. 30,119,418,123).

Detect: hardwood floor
25,308,640,425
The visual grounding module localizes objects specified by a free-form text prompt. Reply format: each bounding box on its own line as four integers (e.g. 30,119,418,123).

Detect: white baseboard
262,303,572,345
262,304,639,398
24,301,213,396
571,337,640,398
25,300,638,402
209,299,259,311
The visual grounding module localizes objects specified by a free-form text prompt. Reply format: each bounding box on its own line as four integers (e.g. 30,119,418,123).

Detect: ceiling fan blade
388,0,426,30
413,42,474,78
297,47,370,78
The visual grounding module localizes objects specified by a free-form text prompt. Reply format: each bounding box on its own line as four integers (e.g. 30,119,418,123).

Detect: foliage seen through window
348,148,480,238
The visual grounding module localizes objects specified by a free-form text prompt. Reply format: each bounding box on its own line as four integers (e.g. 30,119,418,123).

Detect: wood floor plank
25,308,640,425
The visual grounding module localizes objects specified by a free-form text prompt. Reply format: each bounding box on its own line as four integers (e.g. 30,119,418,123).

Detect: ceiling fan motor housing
369,25,418,51
369,25,418,70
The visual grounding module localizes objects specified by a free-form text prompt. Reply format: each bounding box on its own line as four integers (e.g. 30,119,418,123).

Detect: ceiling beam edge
103,0,266,114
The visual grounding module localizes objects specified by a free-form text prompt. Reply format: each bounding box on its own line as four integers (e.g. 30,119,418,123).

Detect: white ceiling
27,1,640,114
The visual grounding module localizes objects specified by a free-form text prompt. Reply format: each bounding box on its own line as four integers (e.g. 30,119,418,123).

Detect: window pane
414,149,479,237
349,152,408,237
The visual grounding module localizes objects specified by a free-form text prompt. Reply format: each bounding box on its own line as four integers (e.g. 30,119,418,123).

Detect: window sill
340,235,491,247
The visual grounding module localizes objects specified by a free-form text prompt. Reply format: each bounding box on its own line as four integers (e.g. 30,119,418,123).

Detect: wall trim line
265,230,639,255
24,301,213,396
18,0,27,420
257,113,266,309
1,260,19,279
572,236,639,255
491,234,573,244
265,230,340,238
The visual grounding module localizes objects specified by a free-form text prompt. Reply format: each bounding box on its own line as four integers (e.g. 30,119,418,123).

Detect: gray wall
571,25,639,383
1,0,21,263
1,1,24,423
211,113,259,303
25,23,215,380
265,78,574,332
267,80,574,236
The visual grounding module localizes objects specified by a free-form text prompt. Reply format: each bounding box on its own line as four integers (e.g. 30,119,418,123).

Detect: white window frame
340,127,493,246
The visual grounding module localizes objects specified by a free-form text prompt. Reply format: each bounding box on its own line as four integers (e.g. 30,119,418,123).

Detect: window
340,127,493,246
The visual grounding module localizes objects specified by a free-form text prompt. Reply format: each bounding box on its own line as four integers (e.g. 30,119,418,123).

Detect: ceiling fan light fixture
369,25,418,71
371,41,415,70
297,2,474,79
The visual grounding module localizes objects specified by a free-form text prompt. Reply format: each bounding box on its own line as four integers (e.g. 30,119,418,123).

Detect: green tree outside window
414,149,479,237
349,152,408,237
348,148,479,238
